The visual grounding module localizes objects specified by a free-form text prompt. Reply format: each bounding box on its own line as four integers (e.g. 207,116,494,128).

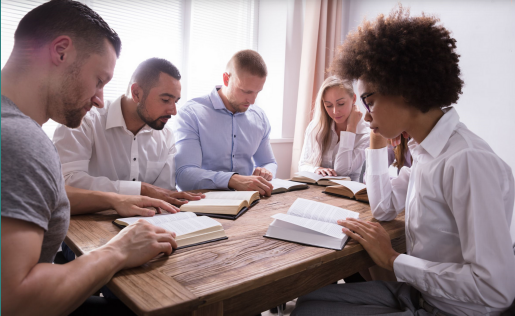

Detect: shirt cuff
365,147,389,176
215,172,236,189
119,181,142,195
393,254,425,286
339,131,356,149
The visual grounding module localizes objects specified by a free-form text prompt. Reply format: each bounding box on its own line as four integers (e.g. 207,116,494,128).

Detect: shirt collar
210,85,228,110
410,107,460,158
105,95,153,134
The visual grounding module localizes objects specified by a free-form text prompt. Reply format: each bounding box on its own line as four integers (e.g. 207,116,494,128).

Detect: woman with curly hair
298,76,369,180
292,5,515,316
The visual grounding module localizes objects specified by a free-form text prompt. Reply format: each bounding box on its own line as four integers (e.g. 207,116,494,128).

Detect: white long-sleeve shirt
53,95,176,195
366,108,515,316
299,118,369,181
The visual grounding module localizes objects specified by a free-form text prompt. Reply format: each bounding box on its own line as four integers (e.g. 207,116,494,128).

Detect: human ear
50,36,73,66
131,83,143,102
223,73,230,86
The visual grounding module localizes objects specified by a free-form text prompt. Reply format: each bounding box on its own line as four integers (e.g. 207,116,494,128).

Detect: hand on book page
315,167,338,176
228,174,273,196
141,182,205,206
338,218,400,271
111,194,180,217
107,219,178,269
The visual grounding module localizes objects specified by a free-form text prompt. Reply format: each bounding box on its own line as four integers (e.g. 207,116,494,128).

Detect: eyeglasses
360,92,375,113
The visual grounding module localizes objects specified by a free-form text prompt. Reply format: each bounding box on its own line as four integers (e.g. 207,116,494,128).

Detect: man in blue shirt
173,50,277,196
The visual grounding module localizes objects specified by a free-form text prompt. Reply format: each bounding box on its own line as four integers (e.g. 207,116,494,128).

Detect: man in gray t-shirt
2,96,70,263
1,2,179,315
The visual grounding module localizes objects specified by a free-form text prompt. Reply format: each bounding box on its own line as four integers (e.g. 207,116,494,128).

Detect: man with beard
54,57,204,206
173,50,277,196
1,1,178,315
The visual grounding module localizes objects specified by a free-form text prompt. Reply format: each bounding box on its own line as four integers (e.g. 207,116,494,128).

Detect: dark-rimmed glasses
360,92,375,113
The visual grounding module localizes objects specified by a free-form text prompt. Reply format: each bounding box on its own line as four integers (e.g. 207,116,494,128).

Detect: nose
364,111,372,122
248,93,258,105
92,89,104,108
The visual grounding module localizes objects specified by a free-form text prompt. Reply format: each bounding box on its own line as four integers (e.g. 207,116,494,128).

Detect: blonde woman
299,76,369,181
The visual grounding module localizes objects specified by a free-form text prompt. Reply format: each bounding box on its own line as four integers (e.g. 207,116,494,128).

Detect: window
1,0,288,140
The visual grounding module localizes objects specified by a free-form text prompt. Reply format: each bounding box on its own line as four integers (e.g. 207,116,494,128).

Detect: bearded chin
64,107,85,128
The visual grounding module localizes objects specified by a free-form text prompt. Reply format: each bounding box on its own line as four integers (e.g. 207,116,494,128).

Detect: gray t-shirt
1,95,70,263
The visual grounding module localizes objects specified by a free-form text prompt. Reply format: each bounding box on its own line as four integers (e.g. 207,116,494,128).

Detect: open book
291,171,350,186
180,191,260,220
270,178,309,194
324,180,368,203
264,198,360,250
113,212,227,249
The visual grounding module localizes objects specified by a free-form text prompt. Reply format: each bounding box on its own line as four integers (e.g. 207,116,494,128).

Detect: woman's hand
315,167,338,176
346,104,363,134
338,218,400,271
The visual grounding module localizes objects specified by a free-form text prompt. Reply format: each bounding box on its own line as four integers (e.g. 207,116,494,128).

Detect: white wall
345,0,515,238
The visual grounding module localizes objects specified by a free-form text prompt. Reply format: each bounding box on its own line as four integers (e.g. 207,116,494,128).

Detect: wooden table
65,185,406,316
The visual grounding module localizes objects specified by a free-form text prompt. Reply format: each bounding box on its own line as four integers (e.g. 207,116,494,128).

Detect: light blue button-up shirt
173,86,277,191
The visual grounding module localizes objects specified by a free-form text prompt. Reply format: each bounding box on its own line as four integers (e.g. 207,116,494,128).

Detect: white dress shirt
366,108,515,316
299,118,369,181
53,95,176,195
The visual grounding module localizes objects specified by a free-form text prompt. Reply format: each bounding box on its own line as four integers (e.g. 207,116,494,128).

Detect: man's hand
252,167,273,181
338,218,400,271
346,104,363,134
315,167,337,176
141,182,205,206
110,194,180,217
228,174,273,196
106,220,178,270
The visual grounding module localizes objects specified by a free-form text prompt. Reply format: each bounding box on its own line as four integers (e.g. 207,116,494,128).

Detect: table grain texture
65,185,406,316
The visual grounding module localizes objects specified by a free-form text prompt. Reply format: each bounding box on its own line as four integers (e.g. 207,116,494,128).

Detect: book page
321,175,351,180
331,180,366,194
182,199,243,207
204,191,257,203
287,198,359,224
270,178,304,189
295,171,323,181
271,213,345,239
156,216,221,236
118,212,196,226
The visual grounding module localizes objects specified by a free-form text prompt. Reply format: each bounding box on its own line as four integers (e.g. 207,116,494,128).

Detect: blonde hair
307,76,355,167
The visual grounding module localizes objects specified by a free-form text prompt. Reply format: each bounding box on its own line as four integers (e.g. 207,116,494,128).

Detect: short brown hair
227,49,267,78
331,5,463,113
14,0,121,58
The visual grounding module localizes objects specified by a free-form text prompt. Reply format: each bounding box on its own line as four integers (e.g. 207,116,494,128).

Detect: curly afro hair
331,5,463,113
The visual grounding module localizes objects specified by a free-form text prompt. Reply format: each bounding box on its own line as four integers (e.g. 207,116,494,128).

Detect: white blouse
299,118,370,181
366,108,515,316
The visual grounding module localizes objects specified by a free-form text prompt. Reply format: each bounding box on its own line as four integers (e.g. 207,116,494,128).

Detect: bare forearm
66,185,117,215
5,245,124,316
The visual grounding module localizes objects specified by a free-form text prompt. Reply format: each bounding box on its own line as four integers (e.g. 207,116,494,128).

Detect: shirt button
132,178,136,181
233,155,235,157
133,158,136,161
234,135,236,138
134,137,136,141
